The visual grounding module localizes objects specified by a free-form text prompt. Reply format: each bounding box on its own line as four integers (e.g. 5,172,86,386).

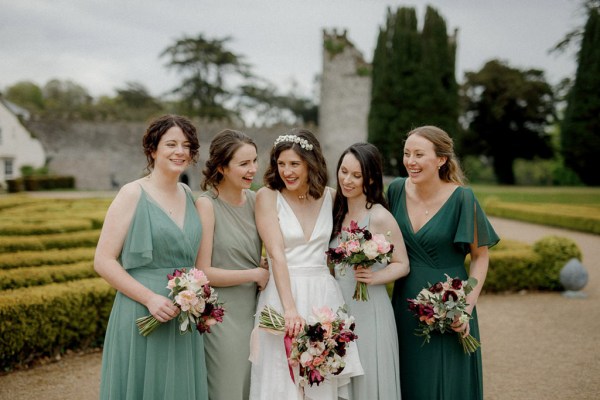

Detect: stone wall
27,120,319,191
319,29,372,184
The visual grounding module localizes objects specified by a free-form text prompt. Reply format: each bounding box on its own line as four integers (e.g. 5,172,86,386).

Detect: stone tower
319,29,372,184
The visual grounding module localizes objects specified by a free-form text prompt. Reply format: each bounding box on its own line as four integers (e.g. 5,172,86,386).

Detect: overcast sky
0,0,587,100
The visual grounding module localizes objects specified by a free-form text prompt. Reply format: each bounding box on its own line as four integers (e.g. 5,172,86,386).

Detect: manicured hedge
0,261,97,290
0,230,101,252
485,200,600,235
0,247,95,270
0,218,94,236
0,278,114,371
477,235,582,292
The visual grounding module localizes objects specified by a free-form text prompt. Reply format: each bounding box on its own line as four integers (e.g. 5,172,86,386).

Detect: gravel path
1,216,598,400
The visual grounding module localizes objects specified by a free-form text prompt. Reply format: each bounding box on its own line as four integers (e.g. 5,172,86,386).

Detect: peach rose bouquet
136,267,225,336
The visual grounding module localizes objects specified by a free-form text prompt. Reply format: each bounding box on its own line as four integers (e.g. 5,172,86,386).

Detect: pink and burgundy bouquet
407,274,480,354
136,267,225,337
257,305,358,387
326,220,394,301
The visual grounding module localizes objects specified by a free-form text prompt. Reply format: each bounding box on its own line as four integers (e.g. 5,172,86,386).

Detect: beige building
0,96,46,188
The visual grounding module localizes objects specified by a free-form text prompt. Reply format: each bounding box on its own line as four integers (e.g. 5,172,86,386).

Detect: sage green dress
99,185,208,400
200,189,262,400
387,178,499,400
330,213,402,400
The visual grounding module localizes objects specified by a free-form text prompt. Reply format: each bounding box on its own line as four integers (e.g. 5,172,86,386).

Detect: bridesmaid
330,142,409,399
94,115,208,399
387,126,499,399
195,129,270,400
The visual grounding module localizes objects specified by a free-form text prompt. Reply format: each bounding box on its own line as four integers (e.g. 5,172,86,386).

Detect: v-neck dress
249,190,363,400
330,213,402,400
99,185,208,400
387,177,499,400
199,189,262,400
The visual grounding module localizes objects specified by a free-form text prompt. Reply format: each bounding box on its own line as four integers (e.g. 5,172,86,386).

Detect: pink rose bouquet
256,305,358,387
136,267,225,336
407,274,480,354
326,220,394,301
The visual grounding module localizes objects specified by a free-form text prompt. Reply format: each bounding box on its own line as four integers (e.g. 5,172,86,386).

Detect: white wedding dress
249,190,363,400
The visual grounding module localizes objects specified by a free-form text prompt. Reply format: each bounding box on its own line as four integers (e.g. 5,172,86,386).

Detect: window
4,159,14,178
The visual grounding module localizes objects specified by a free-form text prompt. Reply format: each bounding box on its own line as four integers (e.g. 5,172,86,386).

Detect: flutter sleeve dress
387,177,499,400
330,212,402,400
199,189,262,400
99,185,208,400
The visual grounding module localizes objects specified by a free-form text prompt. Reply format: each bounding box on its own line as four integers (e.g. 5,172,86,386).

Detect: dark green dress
99,185,208,400
387,178,499,400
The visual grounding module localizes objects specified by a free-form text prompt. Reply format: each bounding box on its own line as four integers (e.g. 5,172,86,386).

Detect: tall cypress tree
368,6,458,175
561,6,600,185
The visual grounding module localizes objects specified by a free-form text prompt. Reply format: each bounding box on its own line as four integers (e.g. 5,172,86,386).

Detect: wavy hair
142,114,199,173
263,128,328,199
201,129,256,192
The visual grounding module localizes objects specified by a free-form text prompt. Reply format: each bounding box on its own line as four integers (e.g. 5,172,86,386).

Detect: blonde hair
406,125,466,185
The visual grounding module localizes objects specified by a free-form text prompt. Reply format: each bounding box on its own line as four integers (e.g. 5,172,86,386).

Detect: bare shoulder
195,195,214,213
369,203,399,232
112,180,143,208
256,186,277,203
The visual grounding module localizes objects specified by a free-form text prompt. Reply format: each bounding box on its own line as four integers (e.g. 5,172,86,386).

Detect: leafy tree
43,79,93,119
461,60,555,184
161,33,251,121
238,80,318,126
560,6,600,185
4,81,45,113
368,6,458,175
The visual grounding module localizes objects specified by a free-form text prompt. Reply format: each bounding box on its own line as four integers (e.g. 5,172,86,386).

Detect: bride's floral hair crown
273,134,314,151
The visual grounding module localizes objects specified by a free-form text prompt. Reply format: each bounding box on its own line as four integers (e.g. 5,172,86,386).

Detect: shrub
532,235,582,290
0,262,97,290
0,278,114,371
0,230,100,253
0,248,95,270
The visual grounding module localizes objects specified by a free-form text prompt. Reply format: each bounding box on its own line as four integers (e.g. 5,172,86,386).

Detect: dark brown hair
406,125,466,185
201,129,257,191
263,128,328,199
142,114,200,173
332,142,388,237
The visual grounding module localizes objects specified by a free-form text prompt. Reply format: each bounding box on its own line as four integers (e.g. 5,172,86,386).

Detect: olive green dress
100,184,208,400
200,189,262,400
387,178,499,400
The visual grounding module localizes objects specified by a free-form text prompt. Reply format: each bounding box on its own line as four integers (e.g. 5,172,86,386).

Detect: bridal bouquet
326,220,394,301
257,305,358,387
407,274,480,354
136,267,225,336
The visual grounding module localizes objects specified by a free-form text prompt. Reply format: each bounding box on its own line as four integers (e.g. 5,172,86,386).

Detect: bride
249,129,363,400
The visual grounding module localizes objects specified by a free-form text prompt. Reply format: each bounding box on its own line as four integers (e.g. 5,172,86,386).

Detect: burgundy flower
363,229,372,240
203,284,212,298
335,341,347,357
429,282,444,293
337,330,358,343
306,323,325,342
308,369,325,386
167,268,184,280
442,290,458,302
211,306,225,322
451,278,463,290
418,304,435,318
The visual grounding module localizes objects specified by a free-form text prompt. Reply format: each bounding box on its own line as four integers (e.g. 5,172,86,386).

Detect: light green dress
330,213,402,400
388,177,499,400
99,184,208,400
200,189,262,400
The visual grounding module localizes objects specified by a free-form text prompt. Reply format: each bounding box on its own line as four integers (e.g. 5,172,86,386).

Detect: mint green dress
200,189,262,400
330,213,402,400
99,185,208,400
387,178,499,400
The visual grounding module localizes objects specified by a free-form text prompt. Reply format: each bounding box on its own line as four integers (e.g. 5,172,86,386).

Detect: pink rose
345,240,361,254
372,233,392,254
